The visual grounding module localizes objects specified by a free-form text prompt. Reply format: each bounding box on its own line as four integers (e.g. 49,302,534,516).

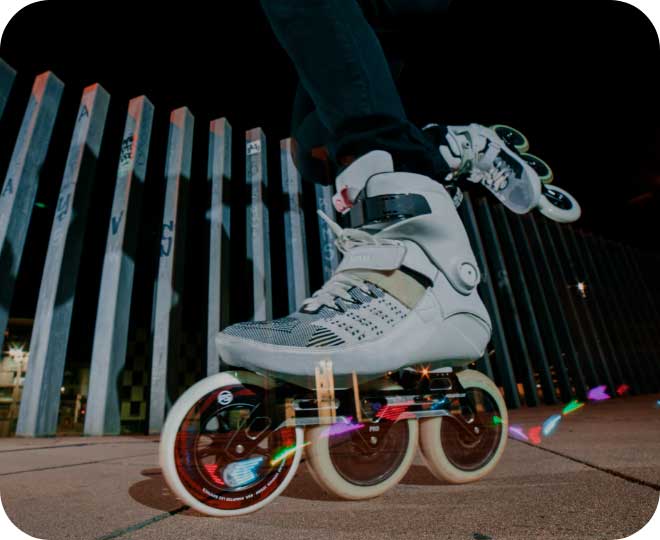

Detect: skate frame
256,365,484,443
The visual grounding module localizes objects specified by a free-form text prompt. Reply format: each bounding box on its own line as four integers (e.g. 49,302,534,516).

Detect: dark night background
0,1,659,384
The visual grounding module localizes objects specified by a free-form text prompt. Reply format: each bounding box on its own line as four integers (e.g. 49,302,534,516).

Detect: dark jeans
260,0,453,185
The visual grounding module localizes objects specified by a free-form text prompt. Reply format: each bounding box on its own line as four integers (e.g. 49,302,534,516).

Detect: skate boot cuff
337,193,431,229
334,150,394,213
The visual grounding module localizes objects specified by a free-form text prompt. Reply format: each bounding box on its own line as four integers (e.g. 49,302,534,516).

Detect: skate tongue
302,211,405,311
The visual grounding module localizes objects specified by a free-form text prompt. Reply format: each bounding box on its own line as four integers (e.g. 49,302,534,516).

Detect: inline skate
160,149,511,516
424,123,581,223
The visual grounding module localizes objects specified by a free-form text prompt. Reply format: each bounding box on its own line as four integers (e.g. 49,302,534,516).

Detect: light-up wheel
521,152,554,183
160,372,303,516
305,417,417,499
538,184,582,223
419,369,507,484
491,124,530,153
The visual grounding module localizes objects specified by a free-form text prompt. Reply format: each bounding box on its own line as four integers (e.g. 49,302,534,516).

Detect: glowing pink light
508,425,528,441
587,385,610,402
322,419,364,438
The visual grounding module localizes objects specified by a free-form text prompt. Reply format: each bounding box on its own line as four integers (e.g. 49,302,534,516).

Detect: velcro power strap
338,193,431,229
336,244,406,273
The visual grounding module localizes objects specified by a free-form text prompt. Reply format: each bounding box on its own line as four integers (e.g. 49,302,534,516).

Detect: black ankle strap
337,193,431,229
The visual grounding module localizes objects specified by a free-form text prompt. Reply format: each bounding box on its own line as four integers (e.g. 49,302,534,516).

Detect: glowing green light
493,415,503,425
270,441,310,466
35,202,47,209
562,400,584,416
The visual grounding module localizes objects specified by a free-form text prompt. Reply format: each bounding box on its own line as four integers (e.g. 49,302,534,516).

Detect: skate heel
418,312,491,370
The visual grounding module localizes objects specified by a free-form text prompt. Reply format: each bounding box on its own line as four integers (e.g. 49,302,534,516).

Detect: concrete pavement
1,394,658,540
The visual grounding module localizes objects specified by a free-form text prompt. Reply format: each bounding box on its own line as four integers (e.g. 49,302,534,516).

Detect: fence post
564,227,618,392
246,128,272,321
493,207,557,404
475,198,538,407
575,233,631,391
537,218,598,391
460,194,515,404
0,58,16,121
553,223,613,392
523,214,587,399
586,234,643,394
315,184,339,282
0,71,64,354
607,240,660,392
281,138,310,312
623,246,660,383
16,84,109,437
149,107,194,434
207,118,232,375
508,212,573,402
85,96,154,435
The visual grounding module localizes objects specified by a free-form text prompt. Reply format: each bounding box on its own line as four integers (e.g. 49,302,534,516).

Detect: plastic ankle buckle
337,193,431,229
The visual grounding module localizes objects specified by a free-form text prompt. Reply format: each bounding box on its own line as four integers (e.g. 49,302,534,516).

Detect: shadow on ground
128,461,450,516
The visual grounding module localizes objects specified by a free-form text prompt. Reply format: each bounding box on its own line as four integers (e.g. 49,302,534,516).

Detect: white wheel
419,369,508,484
538,185,582,223
490,124,530,153
159,372,304,516
305,417,418,500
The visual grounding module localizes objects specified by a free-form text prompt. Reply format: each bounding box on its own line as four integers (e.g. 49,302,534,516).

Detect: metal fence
1,62,659,437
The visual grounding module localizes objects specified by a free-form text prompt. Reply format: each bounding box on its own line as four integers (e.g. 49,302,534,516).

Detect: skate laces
442,128,482,181
300,211,401,311
443,127,512,192
468,158,512,192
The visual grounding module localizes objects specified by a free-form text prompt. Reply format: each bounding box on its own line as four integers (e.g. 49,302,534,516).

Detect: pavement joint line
94,505,189,540
0,443,90,453
509,437,660,491
0,451,157,477
0,441,158,454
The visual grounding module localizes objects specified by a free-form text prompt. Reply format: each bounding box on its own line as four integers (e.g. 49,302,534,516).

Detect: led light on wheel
222,456,264,488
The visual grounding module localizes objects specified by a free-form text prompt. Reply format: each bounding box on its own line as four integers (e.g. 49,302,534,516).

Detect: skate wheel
305,417,417,499
418,369,507,484
520,152,554,183
159,371,304,516
538,184,582,223
490,124,530,153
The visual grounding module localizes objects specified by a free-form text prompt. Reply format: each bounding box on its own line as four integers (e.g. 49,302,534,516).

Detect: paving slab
124,442,658,540
508,393,660,486
0,439,158,475
0,396,657,540
0,452,165,540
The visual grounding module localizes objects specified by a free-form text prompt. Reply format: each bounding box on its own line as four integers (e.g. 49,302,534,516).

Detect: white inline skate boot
160,151,508,517
216,150,492,377
424,122,542,214
424,122,581,222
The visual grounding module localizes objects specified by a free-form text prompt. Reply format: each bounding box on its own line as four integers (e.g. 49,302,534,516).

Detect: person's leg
261,0,443,178
290,83,335,185
290,52,408,186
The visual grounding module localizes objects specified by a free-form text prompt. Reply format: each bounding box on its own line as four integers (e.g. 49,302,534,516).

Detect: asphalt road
1,394,659,540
